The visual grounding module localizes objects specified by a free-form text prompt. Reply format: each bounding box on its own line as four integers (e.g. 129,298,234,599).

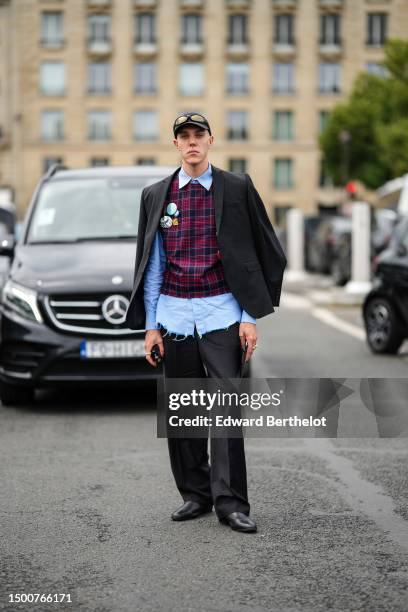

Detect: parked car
362,215,408,354
308,215,352,274
304,215,325,272
330,209,398,287
0,164,175,405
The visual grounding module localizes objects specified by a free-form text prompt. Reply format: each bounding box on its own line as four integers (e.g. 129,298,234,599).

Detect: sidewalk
282,271,370,308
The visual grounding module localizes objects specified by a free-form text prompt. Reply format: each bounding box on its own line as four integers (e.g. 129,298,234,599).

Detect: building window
180,63,204,96
318,110,330,133
274,14,294,44
367,13,388,46
319,158,333,188
226,62,249,95
90,157,110,167
88,14,111,44
273,111,294,140
136,157,156,165
181,14,202,44
272,62,295,94
40,61,65,95
135,13,156,44
43,156,63,173
228,14,248,45
318,62,341,93
274,159,293,189
228,158,247,173
88,62,111,94
133,111,158,140
366,62,389,78
226,111,248,140
41,110,64,141
88,110,112,140
320,14,341,45
134,61,156,93
41,12,63,47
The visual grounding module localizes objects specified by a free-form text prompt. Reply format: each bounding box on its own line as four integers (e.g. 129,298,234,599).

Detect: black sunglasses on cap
173,113,212,136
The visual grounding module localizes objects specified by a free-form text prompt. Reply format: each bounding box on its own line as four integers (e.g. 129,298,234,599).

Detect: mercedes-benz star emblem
102,294,129,325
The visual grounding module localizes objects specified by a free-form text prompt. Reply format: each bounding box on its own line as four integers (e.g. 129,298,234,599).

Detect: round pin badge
160,215,173,229
167,202,178,216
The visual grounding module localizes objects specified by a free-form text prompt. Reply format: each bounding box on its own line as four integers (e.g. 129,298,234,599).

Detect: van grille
43,292,140,335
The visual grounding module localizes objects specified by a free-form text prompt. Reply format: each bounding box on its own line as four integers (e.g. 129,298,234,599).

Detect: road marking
312,307,365,341
282,292,365,341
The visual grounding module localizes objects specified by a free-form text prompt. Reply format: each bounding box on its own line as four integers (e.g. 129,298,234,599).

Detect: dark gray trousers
162,322,250,520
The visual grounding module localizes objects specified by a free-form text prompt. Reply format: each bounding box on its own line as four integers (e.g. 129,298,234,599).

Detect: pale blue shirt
143,162,256,336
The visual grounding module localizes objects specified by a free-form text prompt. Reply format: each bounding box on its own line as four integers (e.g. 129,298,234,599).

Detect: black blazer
125,165,287,330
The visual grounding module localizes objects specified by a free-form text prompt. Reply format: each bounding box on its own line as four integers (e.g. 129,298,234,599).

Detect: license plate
80,340,145,359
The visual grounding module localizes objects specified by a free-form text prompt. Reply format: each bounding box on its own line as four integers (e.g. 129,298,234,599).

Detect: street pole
345,201,372,295
285,208,307,281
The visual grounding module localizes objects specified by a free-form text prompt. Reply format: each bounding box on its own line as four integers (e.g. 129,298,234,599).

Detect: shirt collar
178,162,213,191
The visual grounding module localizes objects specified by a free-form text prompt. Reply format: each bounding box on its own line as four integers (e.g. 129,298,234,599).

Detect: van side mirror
0,234,15,257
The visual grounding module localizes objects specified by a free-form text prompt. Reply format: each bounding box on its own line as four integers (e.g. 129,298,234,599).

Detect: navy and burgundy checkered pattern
160,175,230,298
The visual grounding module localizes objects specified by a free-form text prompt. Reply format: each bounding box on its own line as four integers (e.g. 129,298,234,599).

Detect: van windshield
27,178,144,243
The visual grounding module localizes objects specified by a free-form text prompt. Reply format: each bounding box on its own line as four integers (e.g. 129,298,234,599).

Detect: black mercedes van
0,165,174,405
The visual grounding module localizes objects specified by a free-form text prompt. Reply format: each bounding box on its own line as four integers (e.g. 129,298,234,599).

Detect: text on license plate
80,340,145,359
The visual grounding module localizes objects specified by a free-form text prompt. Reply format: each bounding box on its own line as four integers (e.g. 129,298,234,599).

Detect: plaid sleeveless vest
159,176,230,298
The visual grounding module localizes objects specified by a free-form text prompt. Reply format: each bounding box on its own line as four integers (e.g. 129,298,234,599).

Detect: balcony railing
272,0,297,7
133,0,157,7
180,41,204,57
87,38,112,55
226,0,251,8
319,0,343,7
85,0,112,8
273,42,296,55
180,0,204,7
133,40,158,55
86,0,111,7
227,42,250,56
319,41,342,55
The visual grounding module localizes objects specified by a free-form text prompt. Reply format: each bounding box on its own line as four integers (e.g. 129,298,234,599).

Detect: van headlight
2,280,43,323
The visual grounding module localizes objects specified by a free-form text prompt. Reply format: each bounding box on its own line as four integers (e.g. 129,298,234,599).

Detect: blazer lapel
141,167,180,262
211,165,225,236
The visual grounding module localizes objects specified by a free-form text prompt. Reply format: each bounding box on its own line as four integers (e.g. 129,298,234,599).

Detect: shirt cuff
145,311,159,330
241,310,256,325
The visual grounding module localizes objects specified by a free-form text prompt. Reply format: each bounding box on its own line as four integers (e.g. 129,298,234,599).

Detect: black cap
173,113,211,137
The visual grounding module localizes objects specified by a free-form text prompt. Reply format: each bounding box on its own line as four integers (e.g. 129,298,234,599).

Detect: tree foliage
319,39,408,189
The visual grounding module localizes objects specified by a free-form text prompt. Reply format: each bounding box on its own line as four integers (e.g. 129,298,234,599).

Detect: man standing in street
126,113,286,533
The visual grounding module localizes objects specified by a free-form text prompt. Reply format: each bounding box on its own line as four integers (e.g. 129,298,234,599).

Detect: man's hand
145,329,164,367
239,323,257,363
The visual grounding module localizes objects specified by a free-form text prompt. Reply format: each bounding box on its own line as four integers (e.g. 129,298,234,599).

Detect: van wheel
0,381,35,406
364,297,404,354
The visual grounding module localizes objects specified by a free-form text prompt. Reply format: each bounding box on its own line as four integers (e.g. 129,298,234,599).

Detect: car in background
0,164,175,405
304,215,325,272
330,209,398,286
307,216,352,275
362,215,408,354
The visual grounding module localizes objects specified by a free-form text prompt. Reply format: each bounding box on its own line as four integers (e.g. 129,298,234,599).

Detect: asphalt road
1,294,407,612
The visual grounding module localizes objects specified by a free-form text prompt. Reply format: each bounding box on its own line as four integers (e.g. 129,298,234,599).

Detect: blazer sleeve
245,174,287,306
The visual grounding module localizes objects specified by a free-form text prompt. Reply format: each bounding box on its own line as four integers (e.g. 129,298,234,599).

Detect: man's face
173,126,214,165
